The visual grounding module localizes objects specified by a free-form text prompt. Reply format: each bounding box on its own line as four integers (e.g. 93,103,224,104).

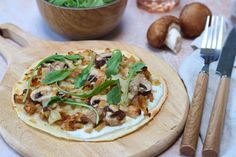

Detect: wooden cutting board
0,24,189,157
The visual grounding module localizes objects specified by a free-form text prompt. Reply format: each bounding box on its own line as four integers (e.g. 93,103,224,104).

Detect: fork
180,16,224,156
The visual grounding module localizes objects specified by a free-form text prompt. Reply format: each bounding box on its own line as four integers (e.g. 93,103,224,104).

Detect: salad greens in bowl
48,0,115,8
37,0,127,39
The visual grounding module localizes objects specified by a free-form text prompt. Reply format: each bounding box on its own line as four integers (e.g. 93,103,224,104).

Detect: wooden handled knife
203,27,236,157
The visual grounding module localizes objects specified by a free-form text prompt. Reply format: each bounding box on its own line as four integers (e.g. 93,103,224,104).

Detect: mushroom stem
165,24,182,53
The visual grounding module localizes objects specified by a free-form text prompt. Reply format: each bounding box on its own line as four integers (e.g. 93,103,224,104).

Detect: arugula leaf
65,54,82,61
48,0,115,8
48,0,68,6
44,54,66,63
57,80,116,98
103,0,114,3
42,69,73,84
122,62,146,105
107,80,121,105
105,49,122,77
44,96,63,107
81,80,116,98
23,54,82,102
74,60,93,88
44,54,82,62
45,96,99,124
128,62,146,79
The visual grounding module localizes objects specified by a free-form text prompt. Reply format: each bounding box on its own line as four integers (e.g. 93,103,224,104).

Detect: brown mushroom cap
180,2,212,39
147,15,180,48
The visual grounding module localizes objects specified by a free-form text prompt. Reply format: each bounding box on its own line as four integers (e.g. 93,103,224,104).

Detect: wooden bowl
36,0,127,39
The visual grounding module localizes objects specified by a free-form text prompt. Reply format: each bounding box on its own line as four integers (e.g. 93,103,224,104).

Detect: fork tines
201,16,224,50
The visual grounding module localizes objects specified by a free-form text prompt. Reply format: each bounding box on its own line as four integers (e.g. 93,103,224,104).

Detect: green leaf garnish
65,54,82,61
128,62,146,78
48,0,115,8
74,60,93,88
48,0,67,6
103,0,114,3
42,69,74,84
107,80,121,105
44,96,63,107
23,53,82,103
122,62,146,105
57,80,116,98
45,96,99,124
105,49,122,77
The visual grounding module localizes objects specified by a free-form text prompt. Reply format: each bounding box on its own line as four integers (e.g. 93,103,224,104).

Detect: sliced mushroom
56,91,65,97
41,65,52,77
103,104,120,113
129,74,152,99
65,59,75,69
105,110,126,126
87,68,105,87
40,61,67,77
147,15,182,53
139,83,152,95
83,110,97,124
94,52,112,69
90,95,107,106
87,74,97,83
51,61,67,70
30,86,54,103
103,106,115,113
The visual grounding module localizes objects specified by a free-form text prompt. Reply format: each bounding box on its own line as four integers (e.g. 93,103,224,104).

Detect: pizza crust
12,49,168,142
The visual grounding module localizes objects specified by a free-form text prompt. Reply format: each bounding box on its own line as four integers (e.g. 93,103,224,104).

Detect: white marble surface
0,0,231,156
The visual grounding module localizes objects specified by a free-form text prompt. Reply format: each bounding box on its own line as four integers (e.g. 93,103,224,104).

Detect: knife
202,27,236,157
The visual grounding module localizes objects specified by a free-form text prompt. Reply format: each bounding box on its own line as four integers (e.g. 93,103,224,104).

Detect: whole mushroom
180,2,212,38
147,15,182,53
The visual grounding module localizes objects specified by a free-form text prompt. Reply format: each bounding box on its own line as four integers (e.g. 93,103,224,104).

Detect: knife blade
203,27,236,157
216,27,236,77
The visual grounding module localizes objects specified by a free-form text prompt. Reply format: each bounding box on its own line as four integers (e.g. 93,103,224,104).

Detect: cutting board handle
0,23,38,47
0,23,39,62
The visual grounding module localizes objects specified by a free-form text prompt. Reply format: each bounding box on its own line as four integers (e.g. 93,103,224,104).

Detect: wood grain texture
203,77,230,157
0,24,189,157
36,0,127,39
180,72,208,156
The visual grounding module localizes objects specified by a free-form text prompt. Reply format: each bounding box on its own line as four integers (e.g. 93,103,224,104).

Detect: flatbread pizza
12,48,167,141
